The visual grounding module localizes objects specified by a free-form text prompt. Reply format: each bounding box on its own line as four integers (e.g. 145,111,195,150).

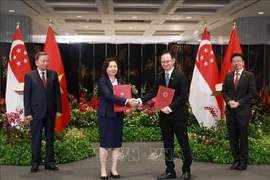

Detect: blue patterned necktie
165,73,169,87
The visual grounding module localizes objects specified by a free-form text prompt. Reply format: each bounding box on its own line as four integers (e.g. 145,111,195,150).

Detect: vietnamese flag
219,27,242,83
44,26,70,133
219,27,242,118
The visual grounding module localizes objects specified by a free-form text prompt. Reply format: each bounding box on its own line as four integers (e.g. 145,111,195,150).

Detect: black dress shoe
100,173,108,179
31,166,39,173
45,164,59,171
229,162,240,170
238,163,247,171
110,171,120,179
157,171,176,179
180,172,191,180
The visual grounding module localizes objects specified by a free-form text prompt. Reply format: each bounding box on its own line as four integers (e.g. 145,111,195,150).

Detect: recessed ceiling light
193,31,198,34
132,16,137,19
186,17,192,19
84,26,88,28
129,26,133,29
9,9,15,13
258,12,264,15
77,16,82,18
86,19,89,21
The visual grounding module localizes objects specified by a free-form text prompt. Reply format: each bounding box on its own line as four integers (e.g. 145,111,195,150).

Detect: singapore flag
5,25,31,113
189,27,221,128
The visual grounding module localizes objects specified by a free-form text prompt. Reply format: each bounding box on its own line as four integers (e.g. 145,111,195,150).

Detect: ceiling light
84,26,88,28
132,16,137,19
186,17,192,19
9,9,15,12
77,16,82,18
129,26,133,29
258,12,264,15
193,31,198,34
86,19,89,21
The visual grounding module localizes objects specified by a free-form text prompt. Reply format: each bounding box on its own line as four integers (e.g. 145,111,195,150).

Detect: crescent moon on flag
9,39,24,62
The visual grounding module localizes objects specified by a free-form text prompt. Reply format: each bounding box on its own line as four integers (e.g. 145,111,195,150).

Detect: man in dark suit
137,50,192,180
222,53,256,171
24,52,62,173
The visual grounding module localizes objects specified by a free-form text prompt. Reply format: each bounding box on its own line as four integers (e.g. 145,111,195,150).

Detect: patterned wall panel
0,43,268,98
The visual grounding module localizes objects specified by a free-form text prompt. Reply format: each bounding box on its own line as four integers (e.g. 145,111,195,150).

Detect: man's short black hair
161,50,175,59
230,53,244,62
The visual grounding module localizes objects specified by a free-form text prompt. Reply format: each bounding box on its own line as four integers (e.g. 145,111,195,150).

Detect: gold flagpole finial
204,21,207,27
48,19,53,27
16,22,20,29
233,21,237,29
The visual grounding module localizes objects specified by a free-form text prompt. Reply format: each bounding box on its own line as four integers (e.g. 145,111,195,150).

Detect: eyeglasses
232,60,243,64
161,60,172,64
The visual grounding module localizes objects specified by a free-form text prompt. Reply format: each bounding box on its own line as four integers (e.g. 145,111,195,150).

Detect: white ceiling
1,0,269,44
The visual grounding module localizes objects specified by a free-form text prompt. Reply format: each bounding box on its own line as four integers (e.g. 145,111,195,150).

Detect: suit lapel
167,68,176,87
160,71,166,87
46,70,51,90
34,69,46,91
105,78,113,91
228,71,235,91
235,70,246,92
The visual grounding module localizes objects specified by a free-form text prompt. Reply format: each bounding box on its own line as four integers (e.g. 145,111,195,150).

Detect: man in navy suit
24,52,62,173
138,50,192,180
222,53,256,171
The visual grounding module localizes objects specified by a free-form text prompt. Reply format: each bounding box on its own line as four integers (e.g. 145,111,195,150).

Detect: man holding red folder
137,50,192,180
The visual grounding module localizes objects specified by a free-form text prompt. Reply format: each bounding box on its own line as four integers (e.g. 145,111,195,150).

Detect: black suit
24,69,62,166
141,67,192,173
222,70,256,164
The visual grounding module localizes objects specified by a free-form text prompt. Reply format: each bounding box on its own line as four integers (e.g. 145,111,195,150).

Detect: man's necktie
41,71,46,87
165,73,169,87
234,72,239,89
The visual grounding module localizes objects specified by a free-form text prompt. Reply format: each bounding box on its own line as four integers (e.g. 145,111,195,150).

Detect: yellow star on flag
58,74,64,93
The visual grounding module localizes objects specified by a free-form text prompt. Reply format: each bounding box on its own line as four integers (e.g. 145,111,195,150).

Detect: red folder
113,84,132,112
154,85,175,110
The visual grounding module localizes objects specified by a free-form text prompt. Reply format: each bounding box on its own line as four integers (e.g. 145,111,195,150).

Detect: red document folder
113,84,132,112
154,85,175,110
